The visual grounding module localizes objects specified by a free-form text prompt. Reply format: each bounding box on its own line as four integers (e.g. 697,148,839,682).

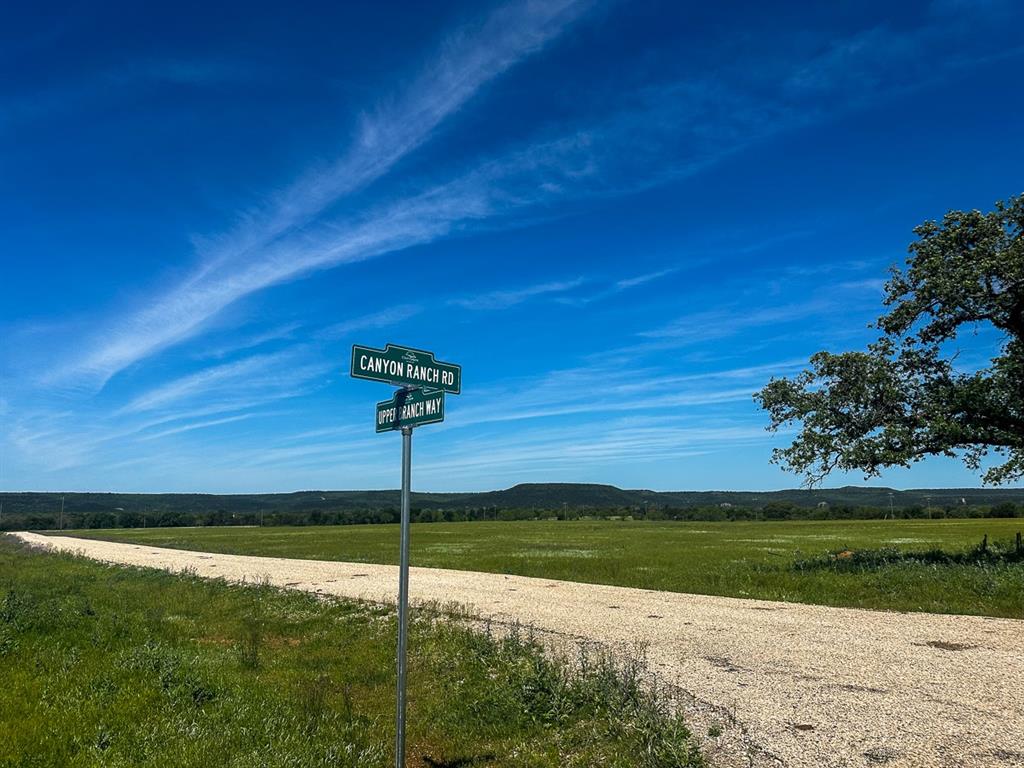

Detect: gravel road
13,532,1024,768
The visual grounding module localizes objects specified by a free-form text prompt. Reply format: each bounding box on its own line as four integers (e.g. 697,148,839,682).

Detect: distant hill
459,483,1024,511
3,482,1024,525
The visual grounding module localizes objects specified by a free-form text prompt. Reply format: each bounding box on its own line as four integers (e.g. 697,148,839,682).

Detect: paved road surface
13,532,1024,768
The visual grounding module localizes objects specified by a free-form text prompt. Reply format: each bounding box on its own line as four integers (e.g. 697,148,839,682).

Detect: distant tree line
1,500,1020,532
538,502,1022,522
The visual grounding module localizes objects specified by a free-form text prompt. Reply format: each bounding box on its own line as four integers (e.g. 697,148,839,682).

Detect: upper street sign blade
376,388,445,432
351,343,462,394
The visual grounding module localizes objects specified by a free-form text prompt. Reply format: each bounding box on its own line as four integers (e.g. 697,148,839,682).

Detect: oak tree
756,194,1024,485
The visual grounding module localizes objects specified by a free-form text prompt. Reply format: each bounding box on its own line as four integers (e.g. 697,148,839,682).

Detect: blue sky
2,0,1023,493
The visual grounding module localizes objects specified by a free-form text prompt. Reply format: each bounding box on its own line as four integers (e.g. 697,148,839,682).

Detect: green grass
69,518,1024,618
0,537,703,767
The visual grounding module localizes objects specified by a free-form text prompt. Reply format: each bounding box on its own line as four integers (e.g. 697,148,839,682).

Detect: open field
18,532,1024,768
0,536,703,768
69,518,1024,618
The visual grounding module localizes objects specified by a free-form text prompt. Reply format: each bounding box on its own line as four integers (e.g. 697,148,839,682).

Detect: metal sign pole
395,424,413,768
350,342,461,767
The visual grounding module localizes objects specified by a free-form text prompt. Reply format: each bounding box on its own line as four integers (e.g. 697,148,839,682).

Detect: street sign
349,341,461,768
351,343,461,394
376,388,445,433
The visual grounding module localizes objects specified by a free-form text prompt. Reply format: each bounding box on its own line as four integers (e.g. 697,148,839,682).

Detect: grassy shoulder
0,537,703,768
68,519,1024,618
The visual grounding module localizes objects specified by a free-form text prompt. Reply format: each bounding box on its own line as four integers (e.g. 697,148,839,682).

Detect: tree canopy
757,194,1024,485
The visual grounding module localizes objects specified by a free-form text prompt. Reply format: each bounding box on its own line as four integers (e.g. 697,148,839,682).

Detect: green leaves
757,193,1024,485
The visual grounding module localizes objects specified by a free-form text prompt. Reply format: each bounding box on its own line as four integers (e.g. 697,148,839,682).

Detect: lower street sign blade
376,388,445,433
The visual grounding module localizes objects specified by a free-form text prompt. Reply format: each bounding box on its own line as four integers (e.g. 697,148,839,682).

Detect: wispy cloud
835,278,888,293
318,305,423,339
2,393,316,476
782,14,1024,107
193,412,775,485
444,358,807,429
44,0,1013,392
194,0,595,269
639,301,833,344
414,417,774,480
558,267,676,306
49,0,593,388
615,268,676,291
449,278,585,310
199,323,301,359
0,57,260,131
633,274,894,353
10,0,1021,493
122,349,330,414
136,412,276,442
778,259,872,278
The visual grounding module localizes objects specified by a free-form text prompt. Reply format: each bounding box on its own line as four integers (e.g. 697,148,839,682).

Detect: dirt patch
863,746,900,764
989,749,1024,763
834,683,888,694
919,640,978,651
705,655,747,673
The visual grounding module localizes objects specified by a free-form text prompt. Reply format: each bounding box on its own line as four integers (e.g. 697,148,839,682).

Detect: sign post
395,425,412,766
350,343,461,768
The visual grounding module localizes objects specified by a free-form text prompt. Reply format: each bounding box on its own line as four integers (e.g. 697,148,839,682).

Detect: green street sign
351,343,461,394
376,388,445,432
349,342,461,768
